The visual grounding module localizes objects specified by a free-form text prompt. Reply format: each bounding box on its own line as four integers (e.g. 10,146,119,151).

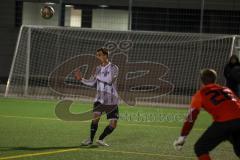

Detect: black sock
90,121,98,142
99,125,115,140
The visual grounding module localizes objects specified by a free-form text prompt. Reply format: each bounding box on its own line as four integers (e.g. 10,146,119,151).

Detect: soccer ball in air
40,5,55,19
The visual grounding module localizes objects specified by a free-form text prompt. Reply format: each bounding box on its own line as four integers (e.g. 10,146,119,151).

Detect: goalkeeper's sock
198,154,211,160
90,121,98,142
99,125,115,140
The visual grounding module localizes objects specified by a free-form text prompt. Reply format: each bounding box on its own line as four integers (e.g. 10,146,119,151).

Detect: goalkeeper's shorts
194,118,240,157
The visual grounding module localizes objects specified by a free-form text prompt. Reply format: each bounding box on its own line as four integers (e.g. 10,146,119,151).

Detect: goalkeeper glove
173,136,186,151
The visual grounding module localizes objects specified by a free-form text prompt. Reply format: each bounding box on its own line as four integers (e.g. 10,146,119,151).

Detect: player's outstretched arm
74,68,97,86
81,76,97,86
173,108,199,151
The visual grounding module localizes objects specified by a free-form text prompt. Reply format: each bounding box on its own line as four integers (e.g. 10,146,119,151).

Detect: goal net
5,25,237,107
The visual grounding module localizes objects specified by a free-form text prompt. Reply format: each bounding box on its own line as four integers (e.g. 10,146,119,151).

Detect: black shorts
194,118,240,157
93,102,119,120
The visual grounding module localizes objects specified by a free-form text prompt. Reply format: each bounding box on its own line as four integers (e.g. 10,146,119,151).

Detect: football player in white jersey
75,47,119,146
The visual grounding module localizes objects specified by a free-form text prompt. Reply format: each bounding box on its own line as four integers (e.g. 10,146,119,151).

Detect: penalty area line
0,114,204,131
0,148,195,160
0,148,79,160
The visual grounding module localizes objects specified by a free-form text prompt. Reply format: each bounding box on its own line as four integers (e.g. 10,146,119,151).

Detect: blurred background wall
1,0,240,85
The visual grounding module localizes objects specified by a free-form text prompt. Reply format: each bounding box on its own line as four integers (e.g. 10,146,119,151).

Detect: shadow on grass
0,145,99,152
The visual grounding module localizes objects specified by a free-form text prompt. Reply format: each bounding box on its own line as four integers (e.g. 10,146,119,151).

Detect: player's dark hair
97,47,109,58
200,69,217,85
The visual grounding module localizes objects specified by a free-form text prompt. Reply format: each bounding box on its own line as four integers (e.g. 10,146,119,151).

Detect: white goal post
5,25,240,107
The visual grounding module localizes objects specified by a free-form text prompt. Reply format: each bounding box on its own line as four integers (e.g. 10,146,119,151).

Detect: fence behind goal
4,25,238,107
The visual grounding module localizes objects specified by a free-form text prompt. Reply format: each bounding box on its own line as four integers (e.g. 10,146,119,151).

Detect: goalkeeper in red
174,69,240,160
75,47,119,146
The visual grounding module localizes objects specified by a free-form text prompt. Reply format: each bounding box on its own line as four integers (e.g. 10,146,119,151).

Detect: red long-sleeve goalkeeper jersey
181,84,240,136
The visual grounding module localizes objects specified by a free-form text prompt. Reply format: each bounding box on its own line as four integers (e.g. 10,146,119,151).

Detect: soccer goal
4,25,239,107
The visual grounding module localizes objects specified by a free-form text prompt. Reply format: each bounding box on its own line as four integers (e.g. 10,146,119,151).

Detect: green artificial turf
0,98,237,160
